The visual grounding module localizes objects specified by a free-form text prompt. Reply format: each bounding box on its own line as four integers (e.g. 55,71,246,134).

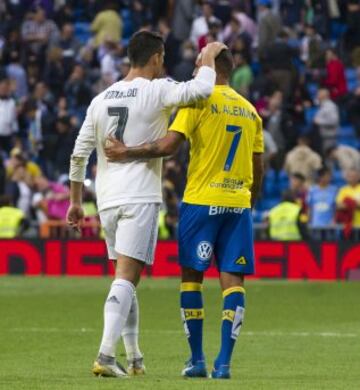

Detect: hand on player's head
202,42,228,60
199,42,228,69
104,136,128,162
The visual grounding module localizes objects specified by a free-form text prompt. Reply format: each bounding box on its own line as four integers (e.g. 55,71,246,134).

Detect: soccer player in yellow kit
105,49,264,379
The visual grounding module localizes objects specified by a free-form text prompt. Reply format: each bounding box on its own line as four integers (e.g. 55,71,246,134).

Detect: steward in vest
0,195,26,238
268,190,308,241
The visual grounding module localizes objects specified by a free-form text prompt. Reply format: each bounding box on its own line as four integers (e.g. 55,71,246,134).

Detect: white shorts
99,203,160,265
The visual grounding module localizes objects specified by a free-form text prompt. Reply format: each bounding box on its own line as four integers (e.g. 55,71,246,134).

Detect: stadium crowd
0,0,360,240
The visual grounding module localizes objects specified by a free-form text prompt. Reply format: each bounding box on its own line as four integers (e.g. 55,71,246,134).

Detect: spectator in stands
257,0,281,60
22,98,43,158
0,78,18,153
6,160,33,217
172,0,195,42
268,190,308,241
198,18,223,51
64,64,92,120
300,24,324,69
263,129,278,169
6,50,28,99
346,82,360,137
158,208,178,240
52,116,77,176
284,136,322,182
344,0,360,56
289,172,308,211
44,46,66,99
21,6,60,57
336,169,360,229
223,6,257,43
172,41,196,82
100,40,121,84
32,175,70,222
262,29,297,100
6,148,42,181
261,90,297,166
119,57,131,80
0,194,27,238
231,52,253,98
54,23,81,78
158,19,180,77
90,1,122,47
326,145,360,175
307,167,338,227
313,88,339,153
223,15,251,51
190,0,221,47
323,48,348,102
0,156,6,195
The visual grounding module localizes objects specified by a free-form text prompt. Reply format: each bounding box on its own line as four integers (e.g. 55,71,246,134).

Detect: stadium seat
74,22,91,44
330,21,347,40
121,9,134,39
339,125,355,137
307,83,318,100
305,106,317,124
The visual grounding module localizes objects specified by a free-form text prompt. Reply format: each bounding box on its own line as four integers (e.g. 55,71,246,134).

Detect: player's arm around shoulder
104,131,185,162
158,42,227,108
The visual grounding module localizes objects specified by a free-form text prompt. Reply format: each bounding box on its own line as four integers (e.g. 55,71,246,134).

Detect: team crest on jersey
235,256,247,265
197,241,213,261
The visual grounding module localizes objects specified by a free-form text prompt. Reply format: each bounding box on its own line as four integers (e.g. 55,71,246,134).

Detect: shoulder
152,77,179,88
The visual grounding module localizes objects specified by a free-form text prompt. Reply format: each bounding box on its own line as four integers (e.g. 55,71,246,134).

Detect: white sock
122,291,143,360
99,279,135,357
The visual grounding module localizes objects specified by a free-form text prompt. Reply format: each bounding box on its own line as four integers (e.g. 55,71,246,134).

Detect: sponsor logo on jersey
196,241,213,261
209,206,244,216
235,256,247,265
209,177,244,190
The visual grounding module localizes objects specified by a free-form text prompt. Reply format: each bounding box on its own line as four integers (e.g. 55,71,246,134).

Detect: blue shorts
178,203,255,274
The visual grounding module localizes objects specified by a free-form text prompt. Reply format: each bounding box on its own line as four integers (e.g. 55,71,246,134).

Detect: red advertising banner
0,240,360,280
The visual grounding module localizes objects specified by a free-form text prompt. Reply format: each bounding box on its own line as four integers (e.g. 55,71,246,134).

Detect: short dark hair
215,49,234,79
127,31,164,67
325,145,337,157
317,166,331,178
282,190,296,203
292,172,306,182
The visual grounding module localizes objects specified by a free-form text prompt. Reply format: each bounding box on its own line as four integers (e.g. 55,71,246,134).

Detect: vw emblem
197,241,213,261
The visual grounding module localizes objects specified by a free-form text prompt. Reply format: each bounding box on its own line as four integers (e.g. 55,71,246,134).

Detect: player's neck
123,67,155,81
215,76,229,86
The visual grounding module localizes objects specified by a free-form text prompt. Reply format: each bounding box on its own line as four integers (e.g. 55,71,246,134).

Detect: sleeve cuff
196,66,216,84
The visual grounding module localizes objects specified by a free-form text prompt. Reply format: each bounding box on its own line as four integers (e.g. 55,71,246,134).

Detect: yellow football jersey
170,85,264,208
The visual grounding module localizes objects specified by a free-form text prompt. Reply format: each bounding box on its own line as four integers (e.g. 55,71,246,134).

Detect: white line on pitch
5,328,358,338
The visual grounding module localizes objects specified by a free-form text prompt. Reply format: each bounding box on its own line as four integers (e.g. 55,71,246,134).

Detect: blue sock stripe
180,289,204,364
215,290,245,368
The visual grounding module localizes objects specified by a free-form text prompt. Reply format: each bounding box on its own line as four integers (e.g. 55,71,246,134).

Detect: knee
181,266,204,283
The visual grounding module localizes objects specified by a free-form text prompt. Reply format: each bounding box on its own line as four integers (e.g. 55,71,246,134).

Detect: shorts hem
179,260,209,272
114,247,153,265
218,267,255,275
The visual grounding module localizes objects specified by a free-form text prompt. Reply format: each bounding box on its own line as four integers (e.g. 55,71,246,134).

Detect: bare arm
104,131,185,161
251,153,264,209
66,180,84,231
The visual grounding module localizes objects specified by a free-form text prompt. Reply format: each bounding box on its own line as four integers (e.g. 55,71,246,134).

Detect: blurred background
1,0,360,246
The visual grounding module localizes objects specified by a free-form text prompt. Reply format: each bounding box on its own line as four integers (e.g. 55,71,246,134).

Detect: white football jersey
69,66,216,212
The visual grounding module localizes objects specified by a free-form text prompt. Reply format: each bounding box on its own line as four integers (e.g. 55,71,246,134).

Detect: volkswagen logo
197,241,213,261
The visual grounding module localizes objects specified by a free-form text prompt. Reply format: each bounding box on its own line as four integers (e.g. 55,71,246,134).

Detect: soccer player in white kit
66,31,223,378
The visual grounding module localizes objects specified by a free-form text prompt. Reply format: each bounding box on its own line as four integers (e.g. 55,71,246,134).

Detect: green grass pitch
0,277,360,389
